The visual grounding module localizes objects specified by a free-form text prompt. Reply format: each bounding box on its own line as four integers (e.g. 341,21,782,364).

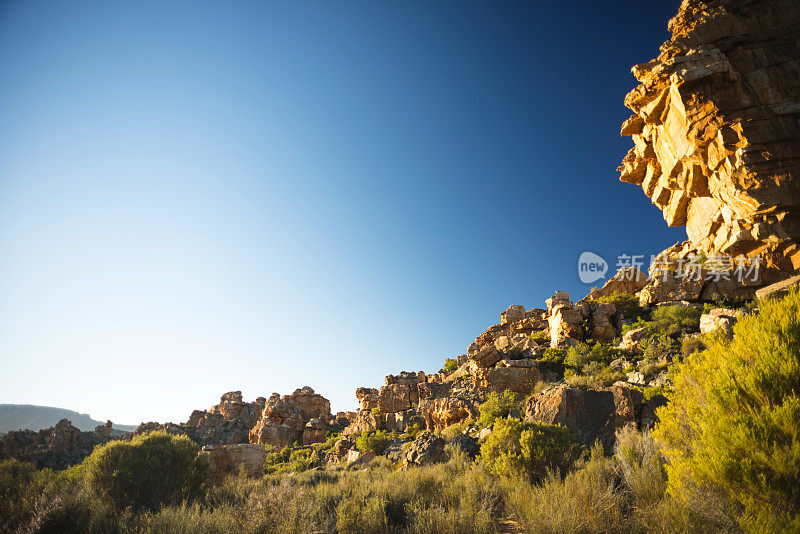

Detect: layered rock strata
618,0,800,273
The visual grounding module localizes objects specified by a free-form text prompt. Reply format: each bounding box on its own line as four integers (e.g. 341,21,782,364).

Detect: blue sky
0,1,684,424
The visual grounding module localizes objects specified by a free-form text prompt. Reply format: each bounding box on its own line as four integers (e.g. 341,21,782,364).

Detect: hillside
0,404,137,435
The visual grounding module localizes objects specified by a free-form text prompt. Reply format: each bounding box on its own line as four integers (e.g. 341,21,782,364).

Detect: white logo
578,251,608,284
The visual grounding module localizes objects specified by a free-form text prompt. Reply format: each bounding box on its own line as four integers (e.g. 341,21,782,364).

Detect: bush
83,431,210,512
530,330,550,345
441,358,458,374
540,347,565,364
477,390,521,427
479,419,580,483
680,335,706,357
655,287,800,531
504,442,625,533
356,430,392,456
563,342,591,368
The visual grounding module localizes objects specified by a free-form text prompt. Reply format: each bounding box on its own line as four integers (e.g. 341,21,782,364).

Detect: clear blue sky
0,1,684,424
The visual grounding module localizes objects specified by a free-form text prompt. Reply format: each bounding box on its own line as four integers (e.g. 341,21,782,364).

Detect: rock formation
618,0,800,275
0,418,116,469
201,443,267,483
249,387,332,448
134,387,334,455
524,385,643,451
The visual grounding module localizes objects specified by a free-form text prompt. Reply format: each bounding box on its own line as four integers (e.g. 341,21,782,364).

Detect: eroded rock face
618,0,800,272
524,385,643,450
547,292,584,347
475,365,541,395
249,388,332,448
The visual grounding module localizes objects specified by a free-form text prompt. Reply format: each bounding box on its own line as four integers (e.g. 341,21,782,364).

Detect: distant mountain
0,404,138,435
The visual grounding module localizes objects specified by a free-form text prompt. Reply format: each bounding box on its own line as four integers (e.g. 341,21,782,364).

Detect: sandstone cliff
618,0,800,273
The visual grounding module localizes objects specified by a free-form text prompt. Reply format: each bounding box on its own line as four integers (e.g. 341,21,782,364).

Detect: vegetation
6,292,800,532
623,303,702,337
593,292,648,324
355,430,392,456
477,390,522,427
530,330,550,345
655,287,800,531
441,358,458,374
83,431,209,512
479,419,581,483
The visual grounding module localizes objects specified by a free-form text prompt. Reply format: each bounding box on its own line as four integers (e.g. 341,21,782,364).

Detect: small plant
478,390,522,427
356,430,392,456
530,330,550,345
540,347,565,364
442,358,458,373
681,335,705,357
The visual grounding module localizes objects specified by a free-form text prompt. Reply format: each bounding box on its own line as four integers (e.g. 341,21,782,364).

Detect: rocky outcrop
249,387,331,448
699,307,740,335
755,273,800,300
582,267,650,302
0,419,114,469
547,292,584,347
201,443,266,483
619,0,800,274
135,388,332,452
524,385,643,450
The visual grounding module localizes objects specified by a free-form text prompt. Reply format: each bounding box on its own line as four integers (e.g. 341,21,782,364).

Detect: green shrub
530,330,550,345
681,335,706,357
479,419,580,483
565,343,623,369
442,358,458,373
83,431,209,512
540,347,565,364
440,421,467,442
477,390,521,427
655,287,800,531
563,342,591,368
356,430,392,456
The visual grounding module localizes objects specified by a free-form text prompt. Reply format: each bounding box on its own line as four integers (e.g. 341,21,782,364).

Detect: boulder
500,305,527,325
201,443,266,483
524,385,642,450
590,303,617,342
755,274,800,301
471,346,502,368
301,418,327,445
618,326,649,352
699,308,738,336
403,431,447,467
